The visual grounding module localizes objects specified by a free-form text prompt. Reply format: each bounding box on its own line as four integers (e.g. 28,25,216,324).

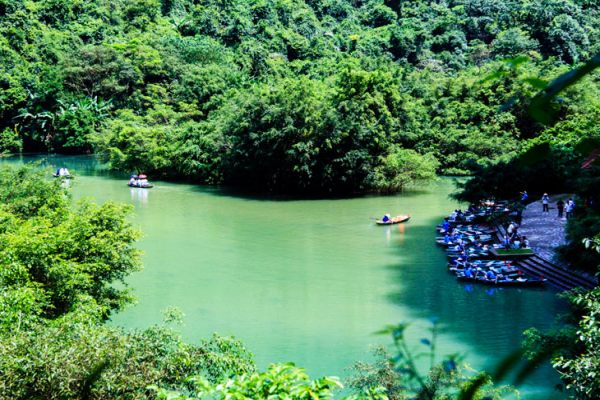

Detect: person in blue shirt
442,219,450,232
486,270,496,281
382,214,390,222
465,266,474,278
444,234,451,244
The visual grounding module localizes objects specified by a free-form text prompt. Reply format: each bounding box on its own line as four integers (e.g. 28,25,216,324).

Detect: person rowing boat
128,174,154,188
376,214,411,225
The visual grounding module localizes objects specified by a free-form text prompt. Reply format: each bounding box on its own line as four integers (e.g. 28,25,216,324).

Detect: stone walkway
518,194,571,264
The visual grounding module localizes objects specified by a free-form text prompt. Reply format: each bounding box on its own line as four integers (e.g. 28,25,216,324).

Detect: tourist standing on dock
542,193,550,213
557,199,565,218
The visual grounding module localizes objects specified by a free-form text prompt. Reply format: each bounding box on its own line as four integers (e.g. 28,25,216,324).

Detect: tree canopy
2,0,599,193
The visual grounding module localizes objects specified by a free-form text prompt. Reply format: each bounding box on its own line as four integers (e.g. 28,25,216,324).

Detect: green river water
5,155,567,398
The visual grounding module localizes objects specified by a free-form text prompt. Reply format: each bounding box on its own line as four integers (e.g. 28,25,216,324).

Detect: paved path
519,194,571,264
503,194,597,289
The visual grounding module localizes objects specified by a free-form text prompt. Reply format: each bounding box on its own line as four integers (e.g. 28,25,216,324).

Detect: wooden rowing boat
375,215,410,225
456,273,547,287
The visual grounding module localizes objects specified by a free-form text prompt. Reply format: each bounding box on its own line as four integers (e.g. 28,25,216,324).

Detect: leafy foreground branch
347,322,517,400
150,363,343,400
152,321,517,400
524,288,600,400
0,165,255,399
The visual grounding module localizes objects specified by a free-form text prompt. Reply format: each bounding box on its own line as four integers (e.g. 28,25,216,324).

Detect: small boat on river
53,167,72,179
128,174,154,189
375,215,411,225
128,182,154,189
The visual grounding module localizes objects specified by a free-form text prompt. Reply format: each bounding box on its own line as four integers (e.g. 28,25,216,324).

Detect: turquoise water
4,155,567,398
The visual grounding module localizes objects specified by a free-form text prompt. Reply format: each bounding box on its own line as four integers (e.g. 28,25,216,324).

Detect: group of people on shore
539,193,576,219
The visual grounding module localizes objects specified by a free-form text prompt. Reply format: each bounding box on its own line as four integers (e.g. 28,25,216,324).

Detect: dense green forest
2,0,599,193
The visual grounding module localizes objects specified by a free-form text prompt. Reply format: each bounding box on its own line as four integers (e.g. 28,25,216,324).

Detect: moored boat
456,270,547,287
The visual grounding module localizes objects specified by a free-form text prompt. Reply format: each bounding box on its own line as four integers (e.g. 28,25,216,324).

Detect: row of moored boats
436,204,547,287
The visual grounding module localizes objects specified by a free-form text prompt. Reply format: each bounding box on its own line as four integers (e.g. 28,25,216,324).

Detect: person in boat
486,270,496,281
503,234,511,249
129,175,138,186
382,214,391,223
464,265,474,278
56,167,70,177
442,218,450,232
444,233,451,244
137,174,150,187
449,210,458,222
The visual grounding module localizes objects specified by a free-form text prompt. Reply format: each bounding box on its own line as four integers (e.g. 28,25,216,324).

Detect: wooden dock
494,224,597,291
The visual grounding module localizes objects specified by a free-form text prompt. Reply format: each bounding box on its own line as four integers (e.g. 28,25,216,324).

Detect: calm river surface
5,155,567,398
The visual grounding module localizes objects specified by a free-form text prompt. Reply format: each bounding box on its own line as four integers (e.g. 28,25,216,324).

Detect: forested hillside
2,0,599,193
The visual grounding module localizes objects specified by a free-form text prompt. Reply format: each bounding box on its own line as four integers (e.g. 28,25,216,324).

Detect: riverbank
509,195,597,289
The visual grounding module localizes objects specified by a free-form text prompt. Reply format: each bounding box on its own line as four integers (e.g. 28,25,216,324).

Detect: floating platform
490,248,534,258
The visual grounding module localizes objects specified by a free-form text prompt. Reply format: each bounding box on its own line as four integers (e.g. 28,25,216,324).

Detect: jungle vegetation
2,0,600,193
